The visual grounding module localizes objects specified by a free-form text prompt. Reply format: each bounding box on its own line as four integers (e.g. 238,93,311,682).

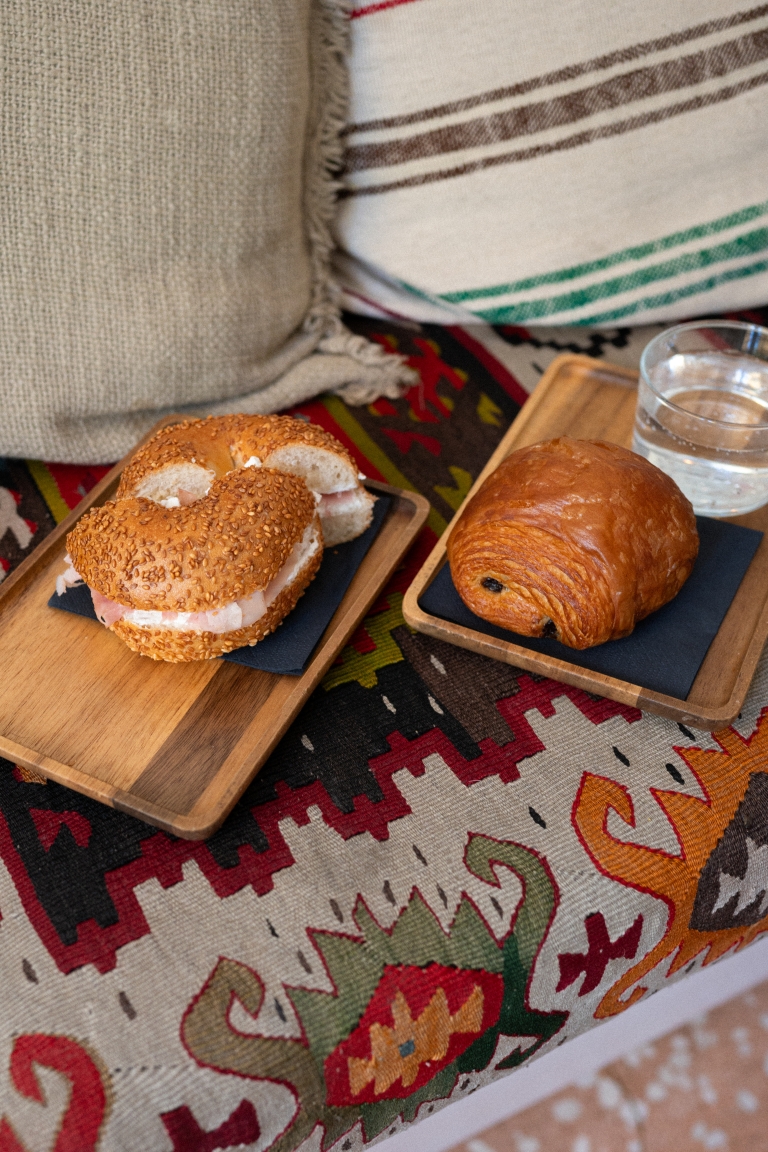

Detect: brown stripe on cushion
345,4,768,135
345,27,768,172
343,71,768,196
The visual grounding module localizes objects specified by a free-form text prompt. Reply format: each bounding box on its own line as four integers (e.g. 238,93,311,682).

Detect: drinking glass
633,320,768,517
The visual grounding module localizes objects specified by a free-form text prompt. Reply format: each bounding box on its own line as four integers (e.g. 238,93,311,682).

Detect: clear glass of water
633,320,768,517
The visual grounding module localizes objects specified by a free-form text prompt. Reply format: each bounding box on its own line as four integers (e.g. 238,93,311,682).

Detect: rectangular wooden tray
403,353,768,731
0,421,429,838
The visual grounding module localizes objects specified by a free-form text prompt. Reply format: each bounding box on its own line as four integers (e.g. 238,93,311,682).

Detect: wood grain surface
403,354,768,731
0,421,429,838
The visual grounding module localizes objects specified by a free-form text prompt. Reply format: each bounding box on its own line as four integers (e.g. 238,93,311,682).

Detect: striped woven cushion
336,0,768,327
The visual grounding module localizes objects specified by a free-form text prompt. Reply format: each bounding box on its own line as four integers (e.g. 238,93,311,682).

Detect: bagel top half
67,467,317,614
112,414,373,548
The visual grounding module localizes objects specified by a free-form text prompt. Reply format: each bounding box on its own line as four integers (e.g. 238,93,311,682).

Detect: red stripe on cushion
351,0,425,18
343,287,421,325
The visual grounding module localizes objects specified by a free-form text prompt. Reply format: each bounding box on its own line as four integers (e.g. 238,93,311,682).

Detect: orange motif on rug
348,983,484,1097
573,709,768,1018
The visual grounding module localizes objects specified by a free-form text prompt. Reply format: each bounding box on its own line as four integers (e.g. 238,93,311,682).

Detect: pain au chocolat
447,437,699,650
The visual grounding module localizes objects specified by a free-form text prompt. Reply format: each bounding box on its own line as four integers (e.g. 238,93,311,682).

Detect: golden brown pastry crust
67,467,317,613
447,437,699,649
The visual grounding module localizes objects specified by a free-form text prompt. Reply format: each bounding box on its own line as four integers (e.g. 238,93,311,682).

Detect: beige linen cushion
336,0,768,328
0,0,407,463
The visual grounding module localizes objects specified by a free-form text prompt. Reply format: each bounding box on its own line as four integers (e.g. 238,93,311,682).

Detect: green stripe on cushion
570,256,768,325
441,199,768,304
474,227,768,324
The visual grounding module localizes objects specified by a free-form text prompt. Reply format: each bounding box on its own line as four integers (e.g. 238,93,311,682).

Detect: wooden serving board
403,354,768,731
0,421,429,839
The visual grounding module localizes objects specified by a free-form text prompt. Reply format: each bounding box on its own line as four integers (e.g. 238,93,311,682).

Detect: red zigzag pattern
0,677,638,974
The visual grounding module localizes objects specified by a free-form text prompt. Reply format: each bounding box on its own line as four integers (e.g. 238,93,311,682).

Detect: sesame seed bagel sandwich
65,467,322,662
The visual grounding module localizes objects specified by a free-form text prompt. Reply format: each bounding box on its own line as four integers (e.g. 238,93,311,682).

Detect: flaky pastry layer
448,437,698,649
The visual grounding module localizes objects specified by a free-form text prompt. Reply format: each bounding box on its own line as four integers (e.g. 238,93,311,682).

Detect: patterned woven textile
336,0,768,327
1,313,768,1151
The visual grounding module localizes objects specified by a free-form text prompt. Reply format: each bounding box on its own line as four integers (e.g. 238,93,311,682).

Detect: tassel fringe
301,0,413,403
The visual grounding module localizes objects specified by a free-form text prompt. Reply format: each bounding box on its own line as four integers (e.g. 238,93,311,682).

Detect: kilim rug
1,312,768,1151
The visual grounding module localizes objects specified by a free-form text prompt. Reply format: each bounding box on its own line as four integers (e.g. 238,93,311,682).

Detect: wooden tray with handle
403,354,768,731
0,419,429,839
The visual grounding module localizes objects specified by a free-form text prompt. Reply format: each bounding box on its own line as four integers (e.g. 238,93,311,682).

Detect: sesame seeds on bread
109,540,323,661
64,413,377,662
67,467,317,614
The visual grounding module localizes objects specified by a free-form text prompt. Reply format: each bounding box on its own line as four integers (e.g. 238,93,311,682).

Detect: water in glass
633,349,768,517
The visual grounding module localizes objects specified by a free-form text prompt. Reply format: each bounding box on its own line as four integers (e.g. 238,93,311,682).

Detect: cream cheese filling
60,525,320,635
119,523,320,633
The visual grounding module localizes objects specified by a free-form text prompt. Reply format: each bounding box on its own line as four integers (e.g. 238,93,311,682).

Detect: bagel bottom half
108,542,323,662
